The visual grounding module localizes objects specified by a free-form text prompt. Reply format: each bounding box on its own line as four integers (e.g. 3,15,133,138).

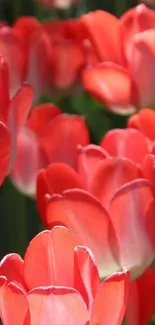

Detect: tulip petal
141,154,155,185
90,157,140,209
8,84,33,133
82,63,138,114
46,189,120,278
100,129,149,164
37,163,84,219
10,127,45,196
130,29,155,107
131,108,155,140
27,103,61,135
109,179,155,278
126,266,155,325
8,84,33,171
79,10,124,64
26,29,51,99
0,122,11,184
127,113,140,130
91,270,129,325
49,41,85,94
120,4,155,63
27,286,88,325
77,144,109,190
24,226,80,290
74,246,100,312
13,16,41,41
40,114,89,170
0,254,26,290
0,27,26,96
0,55,10,123
0,281,29,325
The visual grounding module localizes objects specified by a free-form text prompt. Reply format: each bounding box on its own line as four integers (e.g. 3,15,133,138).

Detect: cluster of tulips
1,1,155,324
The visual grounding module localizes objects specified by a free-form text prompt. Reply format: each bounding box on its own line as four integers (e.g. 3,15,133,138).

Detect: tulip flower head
0,226,129,325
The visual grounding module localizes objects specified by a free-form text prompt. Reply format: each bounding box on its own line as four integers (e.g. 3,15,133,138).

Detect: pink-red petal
27,103,61,135
91,270,129,325
74,246,100,313
46,189,120,278
129,108,155,141
37,163,84,218
77,144,109,190
82,63,138,114
0,122,11,184
126,266,155,325
90,157,141,209
100,129,150,164
109,179,155,278
40,114,89,170
0,55,10,124
0,281,29,325
141,154,155,186
130,29,155,107
79,10,124,64
27,286,88,325
10,127,45,197
0,254,26,290
24,226,80,290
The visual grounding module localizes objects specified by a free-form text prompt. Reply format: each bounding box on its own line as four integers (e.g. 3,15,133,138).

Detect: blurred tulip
0,226,129,325
0,122,11,186
0,55,33,186
128,108,155,141
13,17,51,100
79,5,155,113
11,103,89,196
43,20,87,96
100,128,151,164
0,17,50,100
0,16,89,99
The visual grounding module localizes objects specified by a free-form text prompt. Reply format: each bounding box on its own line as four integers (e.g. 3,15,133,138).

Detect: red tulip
0,16,88,98
45,179,155,280
11,103,89,196
0,122,11,185
126,266,155,325
80,5,155,113
0,17,50,100
37,143,143,215
0,25,26,97
43,19,87,96
0,226,129,325
128,108,155,141
0,55,33,185
100,128,151,164
13,16,51,99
